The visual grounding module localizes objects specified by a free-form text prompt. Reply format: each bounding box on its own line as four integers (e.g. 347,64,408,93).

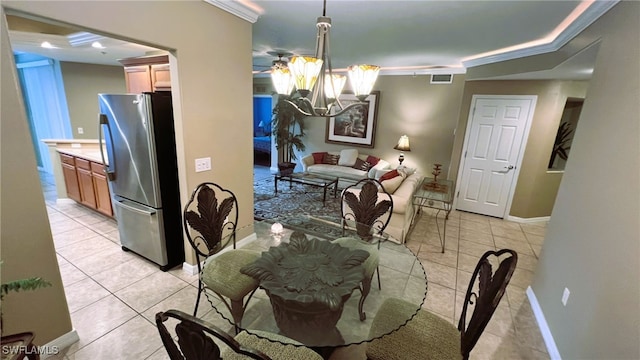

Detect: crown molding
463,0,619,68
203,0,261,23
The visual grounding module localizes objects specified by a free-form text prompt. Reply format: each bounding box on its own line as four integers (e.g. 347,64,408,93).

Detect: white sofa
345,170,422,244
300,149,390,181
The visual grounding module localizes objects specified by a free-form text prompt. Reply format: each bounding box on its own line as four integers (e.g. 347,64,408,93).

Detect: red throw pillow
312,152,327,164
379,169,400,182
366,155,380,166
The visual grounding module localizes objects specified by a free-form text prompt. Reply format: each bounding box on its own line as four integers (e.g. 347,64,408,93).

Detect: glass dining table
203,214,428,351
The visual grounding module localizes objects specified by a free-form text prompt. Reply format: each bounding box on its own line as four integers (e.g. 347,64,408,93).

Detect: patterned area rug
253,176,344,239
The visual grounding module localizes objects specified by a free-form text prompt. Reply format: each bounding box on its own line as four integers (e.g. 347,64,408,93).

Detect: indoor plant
0,261,52,334
271,97,306,174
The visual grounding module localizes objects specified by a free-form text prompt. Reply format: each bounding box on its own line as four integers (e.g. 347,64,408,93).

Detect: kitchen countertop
57,148,108,165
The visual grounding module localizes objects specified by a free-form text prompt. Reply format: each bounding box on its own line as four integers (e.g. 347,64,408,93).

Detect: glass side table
412,177,454,253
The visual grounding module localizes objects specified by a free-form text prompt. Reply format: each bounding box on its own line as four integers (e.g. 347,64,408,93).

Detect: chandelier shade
270,0,379,118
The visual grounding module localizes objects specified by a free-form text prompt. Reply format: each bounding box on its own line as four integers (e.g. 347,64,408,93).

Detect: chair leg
376,266,382,290
358,275,373,321
230,299,245,334
193,281,203,317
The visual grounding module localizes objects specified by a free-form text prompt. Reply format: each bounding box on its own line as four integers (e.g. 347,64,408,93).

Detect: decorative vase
277,162,296,175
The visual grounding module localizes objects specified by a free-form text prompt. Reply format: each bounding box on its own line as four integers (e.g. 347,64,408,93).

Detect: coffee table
274,172,338,204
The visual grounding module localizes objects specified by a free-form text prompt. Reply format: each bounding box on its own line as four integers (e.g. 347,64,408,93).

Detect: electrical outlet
195,157,211,172
77,127,84,134
561,287,570,306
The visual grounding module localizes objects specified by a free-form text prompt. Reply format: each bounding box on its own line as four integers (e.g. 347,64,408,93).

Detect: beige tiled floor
41,168,549,359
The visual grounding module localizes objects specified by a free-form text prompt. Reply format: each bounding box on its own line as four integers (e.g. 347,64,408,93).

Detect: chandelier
270,0,380,118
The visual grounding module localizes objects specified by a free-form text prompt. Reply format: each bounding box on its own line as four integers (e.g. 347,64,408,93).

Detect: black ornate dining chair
366,249,518,360
335,178,393,320
183,182,259,332
156,310,323,360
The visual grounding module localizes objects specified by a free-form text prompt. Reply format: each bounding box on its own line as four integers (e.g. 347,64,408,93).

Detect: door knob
504,165,514,170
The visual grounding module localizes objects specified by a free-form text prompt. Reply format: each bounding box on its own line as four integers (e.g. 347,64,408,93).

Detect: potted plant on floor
271,97,306,175
0,262,52,334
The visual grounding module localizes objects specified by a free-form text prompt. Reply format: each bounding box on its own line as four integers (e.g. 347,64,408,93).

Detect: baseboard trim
507,215,550,223
55,198,76,205
41,329,79,359
182,231,259,276
526,286,562,360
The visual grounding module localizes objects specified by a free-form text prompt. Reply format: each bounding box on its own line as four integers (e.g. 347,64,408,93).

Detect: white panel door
456,96,535,218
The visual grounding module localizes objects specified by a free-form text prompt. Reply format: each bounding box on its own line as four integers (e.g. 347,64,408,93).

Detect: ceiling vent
430,74,453,84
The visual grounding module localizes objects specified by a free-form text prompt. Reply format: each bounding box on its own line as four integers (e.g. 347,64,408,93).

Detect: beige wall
531,1,639,358
449,80,588,218
1,0,253,343
59,62,126,139
0,8,72,343
295,74,466,177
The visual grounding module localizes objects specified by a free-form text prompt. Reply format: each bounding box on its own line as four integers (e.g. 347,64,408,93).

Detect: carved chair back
156,309,269,360
458,249,518,359
183,182,239,270
340,178,393,242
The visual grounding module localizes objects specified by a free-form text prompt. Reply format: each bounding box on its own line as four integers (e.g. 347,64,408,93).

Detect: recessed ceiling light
91,41,104,49
41,41,54,49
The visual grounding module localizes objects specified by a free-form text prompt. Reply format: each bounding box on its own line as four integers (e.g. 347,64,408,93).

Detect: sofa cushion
397,166,417,177
366,155,381,166
338,149,359,166
307,164,368,180
380,169,400,182
381,175,404,194
323,153,340,165
312,152,327,164
353,158,372,171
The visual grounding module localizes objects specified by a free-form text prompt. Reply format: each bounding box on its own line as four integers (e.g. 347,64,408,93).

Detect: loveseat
300,149,390,181
301,148,420,243
349,168,422,243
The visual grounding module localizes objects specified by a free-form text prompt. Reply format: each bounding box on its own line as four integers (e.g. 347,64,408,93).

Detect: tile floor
40,166,549,359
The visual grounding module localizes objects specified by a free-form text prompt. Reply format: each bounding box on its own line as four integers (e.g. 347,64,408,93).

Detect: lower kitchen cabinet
59,152,113,217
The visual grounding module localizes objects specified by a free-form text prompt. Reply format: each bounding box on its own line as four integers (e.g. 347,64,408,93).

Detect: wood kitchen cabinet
60,153,81,202
119,55,171,93
59,152,113,217
91,162,113,217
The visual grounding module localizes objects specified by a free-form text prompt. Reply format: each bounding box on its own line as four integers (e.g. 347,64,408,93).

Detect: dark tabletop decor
240,231,369,343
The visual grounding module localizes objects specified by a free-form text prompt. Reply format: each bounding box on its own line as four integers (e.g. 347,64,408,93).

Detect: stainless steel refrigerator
98,92,184,271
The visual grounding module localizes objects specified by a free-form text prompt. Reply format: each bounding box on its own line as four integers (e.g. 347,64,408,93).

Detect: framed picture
325,91,380,148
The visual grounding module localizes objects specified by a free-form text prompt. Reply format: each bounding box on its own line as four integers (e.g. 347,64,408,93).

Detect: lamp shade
324,74,347,100
394,135,411,152
348,64,380,100
271,62,295,95
288,56,324,94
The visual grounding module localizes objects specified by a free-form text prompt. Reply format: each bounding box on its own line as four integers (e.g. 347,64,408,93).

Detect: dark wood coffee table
274,172,338,204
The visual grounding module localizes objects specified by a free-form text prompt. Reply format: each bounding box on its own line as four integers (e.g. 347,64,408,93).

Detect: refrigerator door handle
98,114,117,181
115,198,157,216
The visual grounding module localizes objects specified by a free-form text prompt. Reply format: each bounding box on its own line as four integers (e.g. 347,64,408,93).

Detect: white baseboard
181,231,258,276
55,198,76,205
507,215,550,223
526,286,562,360
41,329,79,359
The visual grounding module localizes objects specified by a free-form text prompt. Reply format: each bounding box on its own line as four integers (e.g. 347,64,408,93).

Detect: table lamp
393,135,411,165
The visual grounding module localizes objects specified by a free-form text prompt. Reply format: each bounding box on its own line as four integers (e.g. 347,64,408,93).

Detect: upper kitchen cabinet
119,55,171,93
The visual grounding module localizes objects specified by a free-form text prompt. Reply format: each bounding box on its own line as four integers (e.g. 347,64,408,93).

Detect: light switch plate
195,157,211,172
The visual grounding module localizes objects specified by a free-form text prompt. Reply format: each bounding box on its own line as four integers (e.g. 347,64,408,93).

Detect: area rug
253,176,344,239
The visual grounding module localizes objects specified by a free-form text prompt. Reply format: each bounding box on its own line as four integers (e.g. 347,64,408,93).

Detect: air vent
430,74,453,84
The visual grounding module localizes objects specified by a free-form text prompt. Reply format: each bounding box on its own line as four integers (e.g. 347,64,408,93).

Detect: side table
411,177,454,253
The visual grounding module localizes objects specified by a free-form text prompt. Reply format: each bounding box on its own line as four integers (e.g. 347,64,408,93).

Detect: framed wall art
325,91,380,148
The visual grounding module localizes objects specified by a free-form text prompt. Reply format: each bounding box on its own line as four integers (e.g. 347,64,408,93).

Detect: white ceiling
7,1,618,80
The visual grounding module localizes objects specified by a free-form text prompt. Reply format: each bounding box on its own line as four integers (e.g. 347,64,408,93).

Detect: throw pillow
338,149,359,166
380,175,404,194
323,153,340,165
312,152,327,164
397,165,417,177
352,158,372,171
366,155,381,166
379,169,400,182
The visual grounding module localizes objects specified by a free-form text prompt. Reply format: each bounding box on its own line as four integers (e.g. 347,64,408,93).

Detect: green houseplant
0,261,52,334
271,97,306,174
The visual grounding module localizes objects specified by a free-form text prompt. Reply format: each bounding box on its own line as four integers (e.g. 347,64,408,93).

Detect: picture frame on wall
325,91,380,148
